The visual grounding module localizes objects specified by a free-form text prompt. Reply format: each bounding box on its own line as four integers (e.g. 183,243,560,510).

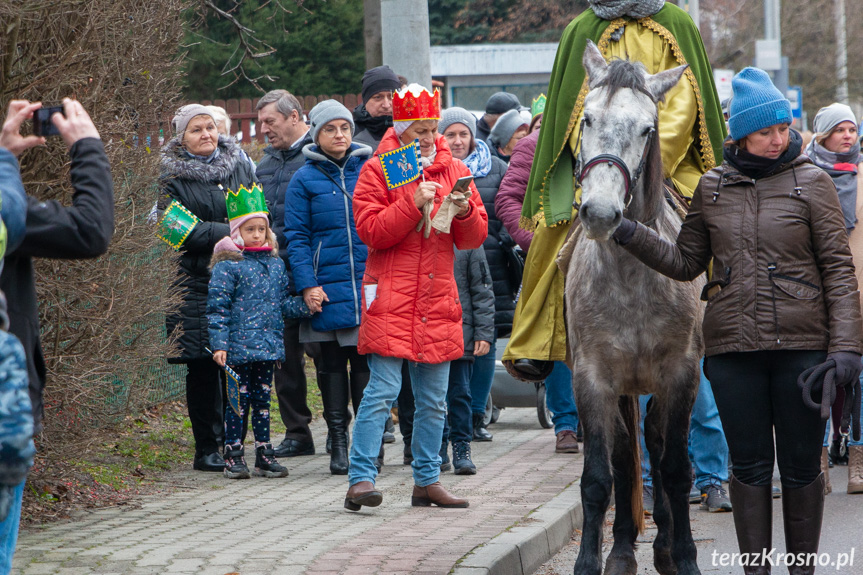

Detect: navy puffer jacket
284,143,373,332
207,248,310,365
475,156,518,338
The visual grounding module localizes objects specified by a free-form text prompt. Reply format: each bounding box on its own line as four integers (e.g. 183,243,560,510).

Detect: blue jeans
469,340,495,415
544,361,578,433
349,354,450,488
443,359,474,444
0,481,25,574
641,359,729,489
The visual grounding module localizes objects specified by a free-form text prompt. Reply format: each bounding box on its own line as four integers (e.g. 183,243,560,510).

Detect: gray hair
256,90,303,119
206,105,231,134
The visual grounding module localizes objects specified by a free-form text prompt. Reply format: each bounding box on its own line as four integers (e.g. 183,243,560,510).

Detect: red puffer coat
353,129,488,363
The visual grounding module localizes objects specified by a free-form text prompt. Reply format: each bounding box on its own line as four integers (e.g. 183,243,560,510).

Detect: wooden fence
144,94,363,147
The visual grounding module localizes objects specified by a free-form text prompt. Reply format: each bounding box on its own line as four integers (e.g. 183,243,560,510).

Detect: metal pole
380,0,432,89
677,0,699,29
835,0,849,103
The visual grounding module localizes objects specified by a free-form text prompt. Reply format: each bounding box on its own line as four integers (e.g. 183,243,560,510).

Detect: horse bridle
572,117,656,210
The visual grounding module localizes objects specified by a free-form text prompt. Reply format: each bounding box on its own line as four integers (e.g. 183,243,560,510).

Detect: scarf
353,104,393,141
420,148,437,169
806,139,860,230
184,147,221,164
589,0,665,20
463,139,492,178
723,129,802,181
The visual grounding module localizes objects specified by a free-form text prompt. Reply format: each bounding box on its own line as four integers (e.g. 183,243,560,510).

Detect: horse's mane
595,58,665,224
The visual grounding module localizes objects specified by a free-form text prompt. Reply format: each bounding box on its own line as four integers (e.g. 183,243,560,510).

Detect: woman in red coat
344,84,488,511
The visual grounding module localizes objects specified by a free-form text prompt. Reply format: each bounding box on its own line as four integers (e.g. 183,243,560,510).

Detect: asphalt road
533,466,862,575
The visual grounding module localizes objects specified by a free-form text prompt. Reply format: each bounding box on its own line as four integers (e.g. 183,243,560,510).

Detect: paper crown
393,85,441,122
531,94,547,119
225,184,268,221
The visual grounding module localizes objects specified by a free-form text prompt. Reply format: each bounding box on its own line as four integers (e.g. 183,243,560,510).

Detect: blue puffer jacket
284,143,373,332
207,248,311,366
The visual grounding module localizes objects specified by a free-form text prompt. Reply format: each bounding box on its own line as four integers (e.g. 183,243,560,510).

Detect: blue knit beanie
728,67,792,141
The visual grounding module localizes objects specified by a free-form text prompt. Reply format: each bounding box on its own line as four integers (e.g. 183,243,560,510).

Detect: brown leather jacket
623,155,863,357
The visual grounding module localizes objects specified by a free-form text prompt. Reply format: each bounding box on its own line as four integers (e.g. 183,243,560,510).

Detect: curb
452,481,583,575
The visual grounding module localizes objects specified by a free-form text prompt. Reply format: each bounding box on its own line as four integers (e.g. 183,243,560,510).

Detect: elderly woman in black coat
159,104,257,472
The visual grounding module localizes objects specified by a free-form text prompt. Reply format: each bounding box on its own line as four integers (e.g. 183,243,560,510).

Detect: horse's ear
645,65,689,103
583,40,608,88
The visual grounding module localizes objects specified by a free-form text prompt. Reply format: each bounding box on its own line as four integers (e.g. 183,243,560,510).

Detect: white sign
755,39,782,71
713,69,734,102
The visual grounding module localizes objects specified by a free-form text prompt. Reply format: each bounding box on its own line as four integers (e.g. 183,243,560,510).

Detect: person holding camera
0,98,113,570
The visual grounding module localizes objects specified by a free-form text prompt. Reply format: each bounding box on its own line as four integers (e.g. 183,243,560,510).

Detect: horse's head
576,40,687,241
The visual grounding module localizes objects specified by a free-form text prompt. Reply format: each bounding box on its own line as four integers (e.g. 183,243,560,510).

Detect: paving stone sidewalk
13,408,584,575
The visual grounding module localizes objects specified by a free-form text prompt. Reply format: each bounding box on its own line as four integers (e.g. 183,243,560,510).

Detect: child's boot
223,444,251,479
254,443,289,478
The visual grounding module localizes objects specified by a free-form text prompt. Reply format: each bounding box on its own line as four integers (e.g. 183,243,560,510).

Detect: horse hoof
653,549,676,575
603,554,637,575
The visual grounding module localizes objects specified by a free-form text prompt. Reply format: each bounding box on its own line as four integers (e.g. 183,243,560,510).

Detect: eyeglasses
320,124,352,137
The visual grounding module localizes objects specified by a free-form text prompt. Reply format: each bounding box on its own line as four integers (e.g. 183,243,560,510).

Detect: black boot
472,412,493,442
403,442,413,465
223,444,250,479
440,440,451,472
318,372,351,475
374,441,385,473
782,474,826,575
452,441,477,475
254,443,289,477
728,475,772,574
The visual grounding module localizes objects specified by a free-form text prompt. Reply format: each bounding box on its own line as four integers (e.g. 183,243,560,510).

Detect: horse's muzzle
579,201,622,241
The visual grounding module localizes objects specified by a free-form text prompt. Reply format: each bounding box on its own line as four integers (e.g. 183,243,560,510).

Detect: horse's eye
583,115,592,128
641,127,653,137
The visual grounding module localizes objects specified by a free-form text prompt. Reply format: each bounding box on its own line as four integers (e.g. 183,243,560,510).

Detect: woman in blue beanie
612,67,862,574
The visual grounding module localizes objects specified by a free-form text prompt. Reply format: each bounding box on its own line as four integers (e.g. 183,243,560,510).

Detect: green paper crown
531,94,547,119
225,183,268,221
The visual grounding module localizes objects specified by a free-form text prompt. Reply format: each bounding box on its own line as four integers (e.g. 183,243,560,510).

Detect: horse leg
660,367,701,575
604,396,642,575
643,396,675,575
572,376,615,575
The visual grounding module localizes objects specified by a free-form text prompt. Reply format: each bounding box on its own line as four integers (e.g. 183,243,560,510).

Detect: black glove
612,217,637,245
828,351,863,388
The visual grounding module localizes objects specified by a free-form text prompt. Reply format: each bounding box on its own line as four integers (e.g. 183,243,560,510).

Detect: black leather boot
318,371,351,475
728,475,773,574
782,474,826,575
472,412,493,442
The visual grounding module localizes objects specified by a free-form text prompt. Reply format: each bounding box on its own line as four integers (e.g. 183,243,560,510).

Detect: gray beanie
308,99,354,143
485,92,521,115
172,104,216,136
813,103,857,140
488,109,528,148
438,107,477,140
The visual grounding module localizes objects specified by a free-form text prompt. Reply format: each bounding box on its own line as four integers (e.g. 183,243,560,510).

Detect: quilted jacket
207,248,310,366
284,143,372,332
352,130,488,363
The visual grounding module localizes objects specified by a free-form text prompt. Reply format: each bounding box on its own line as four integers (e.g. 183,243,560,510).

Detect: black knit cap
361,65,402,106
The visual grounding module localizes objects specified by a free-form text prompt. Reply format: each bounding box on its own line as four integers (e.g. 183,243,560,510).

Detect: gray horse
560,40,705,575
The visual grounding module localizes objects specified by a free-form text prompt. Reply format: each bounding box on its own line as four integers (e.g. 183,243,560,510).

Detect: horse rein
572,117,656,211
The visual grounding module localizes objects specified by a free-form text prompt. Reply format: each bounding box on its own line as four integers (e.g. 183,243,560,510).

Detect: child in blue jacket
208,184,312,479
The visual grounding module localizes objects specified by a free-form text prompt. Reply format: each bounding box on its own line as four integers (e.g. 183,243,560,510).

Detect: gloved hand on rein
828,351,863,388
611,217,637,245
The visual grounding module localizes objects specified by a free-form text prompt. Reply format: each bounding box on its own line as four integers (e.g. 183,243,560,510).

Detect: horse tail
622,395,645,534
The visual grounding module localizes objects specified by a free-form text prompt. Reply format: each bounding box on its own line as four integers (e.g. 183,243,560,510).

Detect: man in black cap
353,65,403,150
476,92,521,143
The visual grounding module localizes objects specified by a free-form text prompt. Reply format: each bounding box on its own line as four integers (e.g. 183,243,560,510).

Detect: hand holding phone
33,105,65,137
450,175,474,194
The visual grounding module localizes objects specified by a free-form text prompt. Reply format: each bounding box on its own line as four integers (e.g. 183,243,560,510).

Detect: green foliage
183,0,366,100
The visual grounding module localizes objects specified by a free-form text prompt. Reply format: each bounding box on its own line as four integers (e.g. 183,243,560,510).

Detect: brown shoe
849,445,863,494
555,429,580,453
821,446,832,494
411,481,469,508
344,481,382,511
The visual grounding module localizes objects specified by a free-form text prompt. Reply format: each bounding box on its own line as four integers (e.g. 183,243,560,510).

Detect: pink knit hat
213,213,270,254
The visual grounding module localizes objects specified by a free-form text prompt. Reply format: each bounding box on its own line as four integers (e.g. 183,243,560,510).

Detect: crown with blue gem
225,184,268,221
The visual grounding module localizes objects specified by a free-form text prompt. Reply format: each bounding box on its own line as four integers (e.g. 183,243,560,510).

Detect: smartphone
450,175,474,194
33,105,65,137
